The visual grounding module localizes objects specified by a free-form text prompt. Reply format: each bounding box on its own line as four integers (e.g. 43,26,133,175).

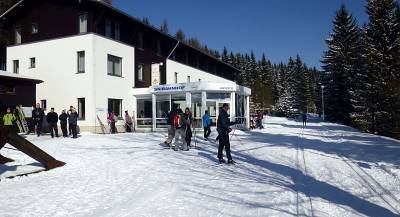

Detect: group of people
107,110,135,134
1,103,80,139
164,103,236,164
164,107,194,151
30,104,79,138
250,112,264,129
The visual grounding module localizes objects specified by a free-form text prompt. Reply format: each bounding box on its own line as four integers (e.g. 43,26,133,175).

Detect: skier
302,113,307,127
172,108,188,151
68,107,78,139
2,107,16,135
46,107,59,138
108,111,118,134
217,103,236,164
164,108,176,146
124,110,133,132
184,107,193,148
59,109,68,137
202,110,211,140
32,103,45,137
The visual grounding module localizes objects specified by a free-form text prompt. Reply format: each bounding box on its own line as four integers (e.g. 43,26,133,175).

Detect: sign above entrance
150,81,250,95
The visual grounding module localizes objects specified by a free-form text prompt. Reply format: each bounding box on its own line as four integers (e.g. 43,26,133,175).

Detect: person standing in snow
217,103,236,164
108,111,118,134
32,103,45,137
124,110,133,132
46,107,59,138
68,107,78,139
302,113,307,127
2,107,16,134
184,108,193,148
68,105,74,136
164,108,177,146
173,108,188,151
202,110,211,140
59,109,68,137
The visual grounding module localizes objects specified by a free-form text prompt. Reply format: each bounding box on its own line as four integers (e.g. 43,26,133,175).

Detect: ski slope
0,117,399,217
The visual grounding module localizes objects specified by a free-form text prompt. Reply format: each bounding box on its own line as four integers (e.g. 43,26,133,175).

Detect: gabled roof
0,0,242,75
0,70,43,83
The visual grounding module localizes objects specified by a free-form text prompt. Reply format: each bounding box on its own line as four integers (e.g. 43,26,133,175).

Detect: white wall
166,59,235,85
92,35,135,131
7,34,135,131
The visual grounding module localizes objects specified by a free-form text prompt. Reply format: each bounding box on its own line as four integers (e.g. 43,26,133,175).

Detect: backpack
174,113,184,129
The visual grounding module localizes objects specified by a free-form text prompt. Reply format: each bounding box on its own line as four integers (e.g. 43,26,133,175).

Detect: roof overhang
0,70,43,83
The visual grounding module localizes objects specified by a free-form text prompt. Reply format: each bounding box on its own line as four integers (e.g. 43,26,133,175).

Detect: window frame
41,99,47,111
107,54,122,77
77,98,86,120
13,60,19,74
138,63,144,81
108,98,123,119
105,18,112,38
14,26,21,44
79,13,88,33
30,57,36,68
77,51,85,73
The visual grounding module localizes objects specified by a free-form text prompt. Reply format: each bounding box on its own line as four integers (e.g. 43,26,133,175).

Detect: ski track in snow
0,117,400,217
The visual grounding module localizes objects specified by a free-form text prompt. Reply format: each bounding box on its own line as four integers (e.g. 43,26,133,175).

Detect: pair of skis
15,105,29,134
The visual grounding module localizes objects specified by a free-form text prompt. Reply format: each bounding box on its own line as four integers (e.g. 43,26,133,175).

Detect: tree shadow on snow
192,134,399,217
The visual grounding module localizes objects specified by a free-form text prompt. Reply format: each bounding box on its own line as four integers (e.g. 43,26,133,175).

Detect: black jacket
46,111,58,124
32,108,44,122
217,109,235,134
68,112,78,125
59,113,68,124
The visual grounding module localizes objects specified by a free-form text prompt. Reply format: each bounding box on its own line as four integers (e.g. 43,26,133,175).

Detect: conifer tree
365,0,399,134
321,5,363,125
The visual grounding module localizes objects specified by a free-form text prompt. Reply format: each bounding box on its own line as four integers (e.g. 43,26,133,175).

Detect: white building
1,0,251,132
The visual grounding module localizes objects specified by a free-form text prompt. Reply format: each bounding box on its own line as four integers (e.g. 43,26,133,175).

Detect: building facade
0,0,251,132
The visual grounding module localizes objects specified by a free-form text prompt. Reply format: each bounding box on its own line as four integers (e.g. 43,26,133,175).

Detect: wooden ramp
0,126,65,175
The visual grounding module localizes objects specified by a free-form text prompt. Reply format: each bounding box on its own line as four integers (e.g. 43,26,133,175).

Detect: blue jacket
202,114,211,128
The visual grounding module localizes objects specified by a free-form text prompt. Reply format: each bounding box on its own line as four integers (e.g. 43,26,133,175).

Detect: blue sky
112,0,370,69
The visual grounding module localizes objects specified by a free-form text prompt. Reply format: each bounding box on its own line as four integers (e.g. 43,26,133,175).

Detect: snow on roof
0,70,42,83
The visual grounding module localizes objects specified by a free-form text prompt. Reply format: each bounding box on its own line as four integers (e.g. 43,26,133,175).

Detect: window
41,100,47,111
77,51,85,73
108,99,122,118
30,57,36,68
13,60,19,74
107,54,122,77
31,23,38,34
14,27,21,44
138,64,144,81
156,39,161,55
187,76,190,83
115,22,120,40
79,14,88,33
137,32,143,49
105,19,112,38
198,78,201,82
77,98,85,120
174,72,178,83
0,84,16,95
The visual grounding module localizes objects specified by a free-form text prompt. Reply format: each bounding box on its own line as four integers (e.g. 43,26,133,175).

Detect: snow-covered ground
1,117,400,217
